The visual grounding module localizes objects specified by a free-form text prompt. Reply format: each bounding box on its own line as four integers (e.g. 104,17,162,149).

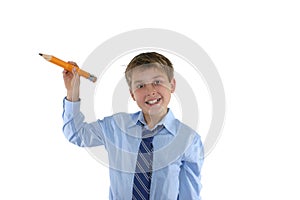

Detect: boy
62,52,203,199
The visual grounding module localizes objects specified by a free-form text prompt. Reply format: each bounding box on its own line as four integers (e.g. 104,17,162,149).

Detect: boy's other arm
178,134,204,200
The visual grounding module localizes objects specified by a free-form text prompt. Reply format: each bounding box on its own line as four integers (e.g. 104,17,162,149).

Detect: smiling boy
62,52,203,199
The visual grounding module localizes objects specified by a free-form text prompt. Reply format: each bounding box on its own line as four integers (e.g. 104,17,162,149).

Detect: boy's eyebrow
152,75,165,79
132,75,165,85
132,80,143,84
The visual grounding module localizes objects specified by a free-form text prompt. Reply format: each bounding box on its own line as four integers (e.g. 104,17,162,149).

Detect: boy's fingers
62,69,71,76
68,61,78,67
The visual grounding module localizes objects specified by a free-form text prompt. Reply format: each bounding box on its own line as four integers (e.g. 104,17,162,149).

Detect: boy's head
125,52,174,88
125,52,176,125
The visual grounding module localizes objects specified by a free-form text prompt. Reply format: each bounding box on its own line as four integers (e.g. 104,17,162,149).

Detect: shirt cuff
63,97,81,118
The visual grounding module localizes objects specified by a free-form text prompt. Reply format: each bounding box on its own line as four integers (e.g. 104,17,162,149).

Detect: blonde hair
125,52,174,87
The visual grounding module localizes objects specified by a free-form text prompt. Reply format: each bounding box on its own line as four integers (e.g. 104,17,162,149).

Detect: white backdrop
1,0,299,199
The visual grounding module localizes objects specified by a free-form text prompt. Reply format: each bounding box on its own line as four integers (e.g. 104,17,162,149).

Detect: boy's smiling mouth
145,98,162,105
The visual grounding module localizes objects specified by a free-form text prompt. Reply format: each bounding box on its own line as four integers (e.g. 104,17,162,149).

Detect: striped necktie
132,125,163,200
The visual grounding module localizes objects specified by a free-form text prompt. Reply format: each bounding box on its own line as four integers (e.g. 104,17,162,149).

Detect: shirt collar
129,108,177,136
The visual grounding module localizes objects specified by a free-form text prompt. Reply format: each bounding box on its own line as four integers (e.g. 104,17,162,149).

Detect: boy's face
130,67,176,123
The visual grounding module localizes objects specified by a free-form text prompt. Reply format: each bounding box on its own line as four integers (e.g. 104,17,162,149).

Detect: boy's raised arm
61,61,105,147
62,61,80,102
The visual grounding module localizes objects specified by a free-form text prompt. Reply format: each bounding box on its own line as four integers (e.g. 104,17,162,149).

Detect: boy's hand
63,61,80,102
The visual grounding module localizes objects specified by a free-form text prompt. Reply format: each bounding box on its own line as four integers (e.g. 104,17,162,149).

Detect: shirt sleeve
178,134,204,200
62,97,106,147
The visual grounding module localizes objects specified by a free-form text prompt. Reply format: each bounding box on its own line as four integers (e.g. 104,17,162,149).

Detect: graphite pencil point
39,53,43,56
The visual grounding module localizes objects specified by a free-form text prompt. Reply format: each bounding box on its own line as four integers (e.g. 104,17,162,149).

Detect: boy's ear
170,78,176,93
130,89,136,101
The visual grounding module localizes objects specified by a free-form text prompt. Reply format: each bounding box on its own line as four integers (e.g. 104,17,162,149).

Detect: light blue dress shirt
62,98,203,200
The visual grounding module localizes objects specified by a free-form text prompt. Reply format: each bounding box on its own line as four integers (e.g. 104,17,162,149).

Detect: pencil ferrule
88,74,97,82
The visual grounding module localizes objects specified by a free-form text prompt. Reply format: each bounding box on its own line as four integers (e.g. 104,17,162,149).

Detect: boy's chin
145,105,167,117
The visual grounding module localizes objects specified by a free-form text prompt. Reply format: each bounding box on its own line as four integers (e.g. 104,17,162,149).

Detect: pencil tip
39,53,43,56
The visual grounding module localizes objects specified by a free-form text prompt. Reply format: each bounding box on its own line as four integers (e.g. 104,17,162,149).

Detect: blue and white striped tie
132,126,163,200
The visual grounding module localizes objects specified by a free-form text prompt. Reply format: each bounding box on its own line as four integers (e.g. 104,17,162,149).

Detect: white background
1,0,299,199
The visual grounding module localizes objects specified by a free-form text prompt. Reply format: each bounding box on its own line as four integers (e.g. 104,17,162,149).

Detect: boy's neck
143,109,168,129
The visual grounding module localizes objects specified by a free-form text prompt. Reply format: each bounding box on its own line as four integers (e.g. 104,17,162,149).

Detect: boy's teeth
148,99,157,104
147,99,159,104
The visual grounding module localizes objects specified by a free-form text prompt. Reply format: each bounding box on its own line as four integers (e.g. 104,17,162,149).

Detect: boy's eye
137,84,145,89
153,80,161,85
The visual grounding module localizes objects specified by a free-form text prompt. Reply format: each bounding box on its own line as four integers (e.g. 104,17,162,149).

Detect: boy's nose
145,83,157,96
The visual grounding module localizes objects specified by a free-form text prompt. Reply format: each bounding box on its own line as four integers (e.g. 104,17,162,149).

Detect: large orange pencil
39,53,97,82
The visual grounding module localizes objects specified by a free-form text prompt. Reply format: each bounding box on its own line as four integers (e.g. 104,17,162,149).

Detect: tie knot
142,125,164,140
